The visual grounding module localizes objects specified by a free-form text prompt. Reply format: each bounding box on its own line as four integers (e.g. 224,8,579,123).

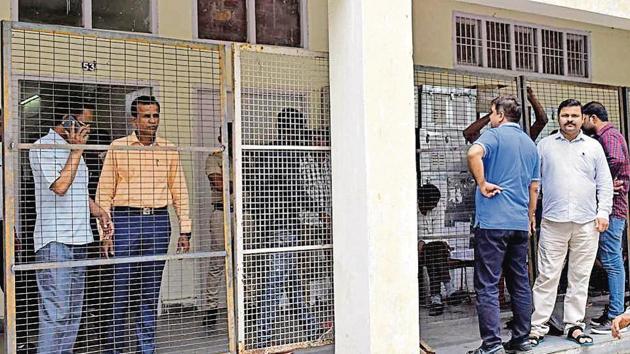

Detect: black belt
113,206,168,215
211,202,233,212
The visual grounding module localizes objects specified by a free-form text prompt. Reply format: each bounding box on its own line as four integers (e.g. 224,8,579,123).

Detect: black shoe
467,344,506,354
503,340,533,354
590,305,609,326
428,302,444,316
591,317,627,335
505,318,514,330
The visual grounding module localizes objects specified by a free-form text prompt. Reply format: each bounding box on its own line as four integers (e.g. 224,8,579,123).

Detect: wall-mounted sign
82,61,97,72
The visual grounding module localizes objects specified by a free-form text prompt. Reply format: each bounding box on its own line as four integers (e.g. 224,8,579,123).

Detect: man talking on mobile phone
29,99,113,354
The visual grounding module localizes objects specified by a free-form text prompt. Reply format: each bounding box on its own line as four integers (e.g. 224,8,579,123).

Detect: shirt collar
48,128,66,143
596,123,614,137
129,131,161,146
501,122,521,129
554,130,585,142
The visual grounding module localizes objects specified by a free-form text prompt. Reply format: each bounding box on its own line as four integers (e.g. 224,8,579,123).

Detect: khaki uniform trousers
530,219,599,336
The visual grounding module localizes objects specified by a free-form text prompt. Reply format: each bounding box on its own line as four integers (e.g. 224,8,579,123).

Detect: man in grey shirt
29,101,112,353
529,99,613,347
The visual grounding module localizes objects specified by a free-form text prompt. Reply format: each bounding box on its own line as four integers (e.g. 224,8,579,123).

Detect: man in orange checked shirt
96,95,191,354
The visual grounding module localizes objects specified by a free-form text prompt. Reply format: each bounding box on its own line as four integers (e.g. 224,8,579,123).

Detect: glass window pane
255,0,301,47
19,0,83,27
197,0,247,42
92,0,152,33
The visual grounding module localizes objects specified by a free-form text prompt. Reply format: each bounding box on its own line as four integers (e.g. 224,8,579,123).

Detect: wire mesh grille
236,47,333,351
526,79,621,143
6,24,231,353
415,66,627,349
414,68,518,339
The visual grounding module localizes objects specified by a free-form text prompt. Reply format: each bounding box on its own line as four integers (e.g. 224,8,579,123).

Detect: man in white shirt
529,99,613,347
29,101,112,353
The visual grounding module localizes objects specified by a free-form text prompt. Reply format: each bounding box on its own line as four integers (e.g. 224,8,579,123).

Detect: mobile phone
62,115,79,130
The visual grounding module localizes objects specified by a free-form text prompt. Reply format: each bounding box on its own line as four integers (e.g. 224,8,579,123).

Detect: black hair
582,101,608,122
557,99,582,117
54,99,96,126
491,96,521,123
131,95,160,118
418,183,441,211
277,108,306,144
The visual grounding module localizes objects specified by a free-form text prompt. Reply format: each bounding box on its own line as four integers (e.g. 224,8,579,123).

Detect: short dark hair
582,101,608,122
557,99,582,116
418,183,441,211
277,107,306,143
277,107,304,128
54,99,95,126
491,96,521,123
131,95,160,118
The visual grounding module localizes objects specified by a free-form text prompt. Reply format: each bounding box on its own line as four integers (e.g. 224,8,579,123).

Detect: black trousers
474,228,532,349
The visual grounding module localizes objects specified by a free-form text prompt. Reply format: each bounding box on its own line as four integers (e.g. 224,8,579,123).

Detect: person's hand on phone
64,116,90,149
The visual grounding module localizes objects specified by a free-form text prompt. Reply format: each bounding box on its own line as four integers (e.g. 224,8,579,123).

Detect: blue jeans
598,216,627,319
36,242,88,354
107,210,170,354
257,230,317,347
474,229,531,349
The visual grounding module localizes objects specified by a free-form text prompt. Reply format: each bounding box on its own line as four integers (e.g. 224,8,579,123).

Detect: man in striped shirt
581,101,630,334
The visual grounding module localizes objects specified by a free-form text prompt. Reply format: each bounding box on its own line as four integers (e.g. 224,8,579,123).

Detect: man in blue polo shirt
467,96,540,354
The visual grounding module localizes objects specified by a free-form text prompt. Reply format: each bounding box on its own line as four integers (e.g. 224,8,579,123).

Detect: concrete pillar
328,1,419,353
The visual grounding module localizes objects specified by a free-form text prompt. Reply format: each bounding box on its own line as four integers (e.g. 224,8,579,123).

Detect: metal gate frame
232,43,334,353
0,20,237,353
415,64,630,348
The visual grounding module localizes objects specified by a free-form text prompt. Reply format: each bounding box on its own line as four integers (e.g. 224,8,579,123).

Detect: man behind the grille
29,100,112,353
96,95,191,354
466,96,540,354
203,125,232,329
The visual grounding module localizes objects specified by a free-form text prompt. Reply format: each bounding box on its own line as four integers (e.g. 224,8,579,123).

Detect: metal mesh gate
415,65,628,350
414,67,519,348
233,44,334,353
2,21,234,353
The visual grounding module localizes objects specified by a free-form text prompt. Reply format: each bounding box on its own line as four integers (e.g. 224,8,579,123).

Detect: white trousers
530,219,598,336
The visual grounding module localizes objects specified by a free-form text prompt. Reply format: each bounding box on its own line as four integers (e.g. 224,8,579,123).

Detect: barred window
454,12,590,79
567,33,589,78
486,21,511,70
514,25,537,72
455,16,482,66
542,29,564,76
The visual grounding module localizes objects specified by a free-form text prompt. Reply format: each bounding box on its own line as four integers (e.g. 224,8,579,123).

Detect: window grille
515,25,537,72
455,16,482,67
485,21,511,70
567,33,588,78
454,12,590,79
542,29,564,76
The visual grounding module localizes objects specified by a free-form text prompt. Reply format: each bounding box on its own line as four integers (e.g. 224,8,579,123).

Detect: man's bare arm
527,87,549,141
463,114,490,144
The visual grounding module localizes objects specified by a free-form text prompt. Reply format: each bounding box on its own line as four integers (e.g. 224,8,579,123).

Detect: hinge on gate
9,142,15,150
